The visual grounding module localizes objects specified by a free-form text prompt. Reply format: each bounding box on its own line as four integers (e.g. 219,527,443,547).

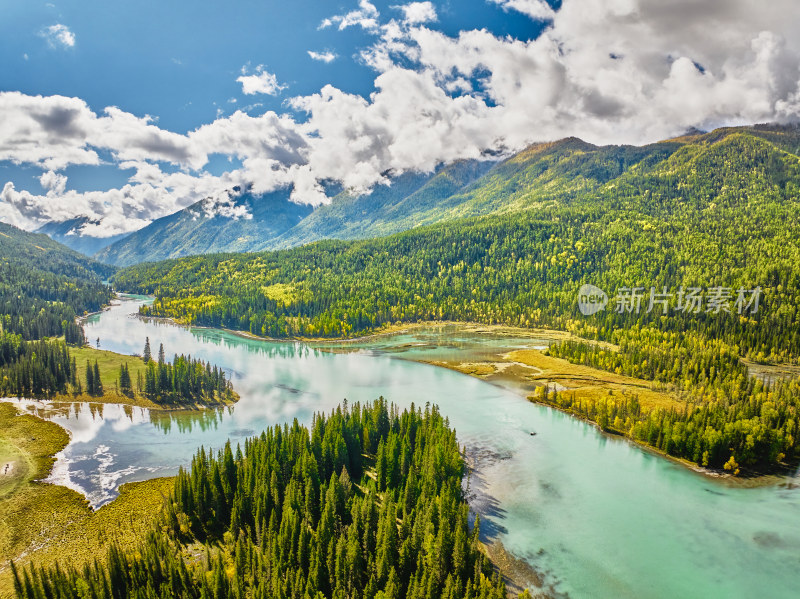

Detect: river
14,295,800,599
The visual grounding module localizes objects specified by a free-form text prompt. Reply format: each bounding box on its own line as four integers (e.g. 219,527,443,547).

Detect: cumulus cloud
319,0,380,31
39,170,67,195
1,181,165,237
394,2,438,25
0,92,203,170
236,65,286,96
358,0,800,146
308,50,338,63
3,0,800,238
40,24,75,49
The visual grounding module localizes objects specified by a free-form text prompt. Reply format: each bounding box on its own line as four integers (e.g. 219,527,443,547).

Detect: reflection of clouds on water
22,294,800,599
47,403,152,445
45,448,83,498
47,442,165,508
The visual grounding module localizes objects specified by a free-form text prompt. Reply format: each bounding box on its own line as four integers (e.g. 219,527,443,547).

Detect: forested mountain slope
0,221,114,339
0,222,115,396
264,159,495,250
95,124,800,266
114,124,800,472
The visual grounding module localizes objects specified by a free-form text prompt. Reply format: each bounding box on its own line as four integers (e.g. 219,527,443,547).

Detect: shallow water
13,295,800,598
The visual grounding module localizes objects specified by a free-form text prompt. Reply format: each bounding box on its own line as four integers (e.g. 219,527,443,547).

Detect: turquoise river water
11,295,800,598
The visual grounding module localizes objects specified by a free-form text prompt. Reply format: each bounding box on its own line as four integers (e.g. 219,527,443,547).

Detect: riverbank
51,345,239,410
0,398,538,599
419,347,789,487
0,401,173,595
134,306,584,347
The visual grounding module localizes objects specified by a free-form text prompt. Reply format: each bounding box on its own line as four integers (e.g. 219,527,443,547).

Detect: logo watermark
577,285,762,316
578,284,609,316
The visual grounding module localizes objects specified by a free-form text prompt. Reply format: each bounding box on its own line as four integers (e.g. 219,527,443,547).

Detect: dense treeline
113,129,800,472
0,331,76,397
115,132,800,360
0,222,113,395
0,223,114,342
545,336,800,470
139,341,235,405
13,400,514,599
0,223,237,406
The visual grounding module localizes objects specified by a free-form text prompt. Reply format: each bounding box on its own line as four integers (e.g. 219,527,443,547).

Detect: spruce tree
143,337,152,363
85,361,94,395
93,361,103,396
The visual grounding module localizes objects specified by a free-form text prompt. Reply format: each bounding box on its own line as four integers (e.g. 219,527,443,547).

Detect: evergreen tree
93,360,103,396
143,337,152,363
13,400,511,599
85,360,94,395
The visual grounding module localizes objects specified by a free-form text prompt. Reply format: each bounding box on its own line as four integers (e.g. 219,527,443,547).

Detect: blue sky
0,0,798,237
2,1,545,137
0,1,547,201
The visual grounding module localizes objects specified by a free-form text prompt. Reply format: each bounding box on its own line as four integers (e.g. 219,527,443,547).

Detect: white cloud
489,0,555,21
236,65,286,96
192,190,253,220
308,50,338,63
40,24,75,49
3,0,800,239
394,2,438,25
0,92,203,170
319,0,380,31
39,170,67,195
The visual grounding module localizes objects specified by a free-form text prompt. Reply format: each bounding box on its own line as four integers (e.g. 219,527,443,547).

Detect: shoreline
123,295,794,486
2,393,236,412
126,297,570,346
2,400,536,598
426,356,793,488
533,396,791,488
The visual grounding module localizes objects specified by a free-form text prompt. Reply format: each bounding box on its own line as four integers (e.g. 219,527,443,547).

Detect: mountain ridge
30,123,800,267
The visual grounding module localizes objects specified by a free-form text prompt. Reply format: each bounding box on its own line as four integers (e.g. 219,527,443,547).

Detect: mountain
114,123,800,341
0,221,114,340
95,187,314,266
35,217,132,256
0,220,115,281
100,123,800,266
263,159,495,250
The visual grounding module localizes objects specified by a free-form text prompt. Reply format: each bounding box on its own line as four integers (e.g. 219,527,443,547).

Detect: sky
1,0,800,238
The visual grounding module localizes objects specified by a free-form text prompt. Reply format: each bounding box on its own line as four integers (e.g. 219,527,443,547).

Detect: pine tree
85,361,94,395
119,363,132,395
143,337,152,363
93,361,103,396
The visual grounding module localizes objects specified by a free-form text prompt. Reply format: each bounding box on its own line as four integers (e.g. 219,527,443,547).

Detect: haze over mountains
35,217,132,256
33,124,800,267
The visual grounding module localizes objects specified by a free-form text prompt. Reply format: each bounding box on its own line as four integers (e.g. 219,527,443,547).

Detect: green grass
69,345,147,393
56,345,161,408
0,402,172,596
0,440,29,500
61,345,238,409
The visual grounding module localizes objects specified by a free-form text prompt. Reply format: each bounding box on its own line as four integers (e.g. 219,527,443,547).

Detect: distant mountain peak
35,216,132,256
190,189,254,221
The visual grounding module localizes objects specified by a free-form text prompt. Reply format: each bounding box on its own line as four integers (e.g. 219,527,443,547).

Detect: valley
4,2,800,596
4,297,800,598
3,125,800,598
